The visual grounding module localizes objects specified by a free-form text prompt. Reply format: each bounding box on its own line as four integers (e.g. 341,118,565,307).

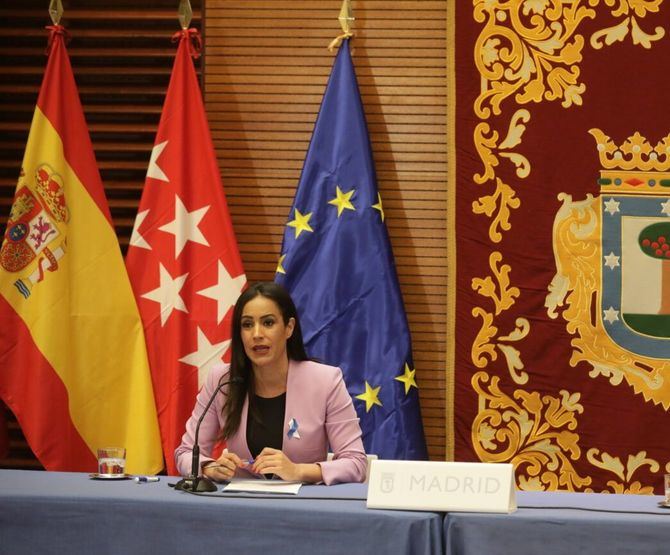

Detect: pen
207,458,254,469
134,476,160,483
204,461,270,479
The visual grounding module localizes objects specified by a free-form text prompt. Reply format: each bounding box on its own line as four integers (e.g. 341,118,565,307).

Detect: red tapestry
452,2,670,493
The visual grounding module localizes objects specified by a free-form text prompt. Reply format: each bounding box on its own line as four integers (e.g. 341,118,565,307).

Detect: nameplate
367,460,516,513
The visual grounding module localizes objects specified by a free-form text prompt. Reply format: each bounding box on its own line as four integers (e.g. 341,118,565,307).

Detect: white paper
222,478,302,495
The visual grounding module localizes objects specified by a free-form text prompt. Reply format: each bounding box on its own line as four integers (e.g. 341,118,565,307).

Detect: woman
175,281,367,485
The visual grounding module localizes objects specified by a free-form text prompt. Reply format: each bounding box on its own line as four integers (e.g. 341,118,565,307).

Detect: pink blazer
174,360,367,485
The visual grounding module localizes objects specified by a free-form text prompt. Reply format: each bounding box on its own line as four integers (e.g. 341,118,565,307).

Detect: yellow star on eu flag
287,208,314,238
276,254,286,275
328,185,356,217
372,192,385,222
355,381,382,412
394,363,418,395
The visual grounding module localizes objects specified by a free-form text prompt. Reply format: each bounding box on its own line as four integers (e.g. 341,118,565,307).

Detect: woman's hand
251,447,299,480
251,448,323,483
202,449,248,482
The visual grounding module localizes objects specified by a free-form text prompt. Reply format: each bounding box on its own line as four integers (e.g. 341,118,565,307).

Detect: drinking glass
97,447,126,476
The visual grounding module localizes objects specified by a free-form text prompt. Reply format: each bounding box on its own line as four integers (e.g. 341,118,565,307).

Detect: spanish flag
0,26,162,474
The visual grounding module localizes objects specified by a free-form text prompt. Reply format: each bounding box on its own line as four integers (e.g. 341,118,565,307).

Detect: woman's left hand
251,447,300,481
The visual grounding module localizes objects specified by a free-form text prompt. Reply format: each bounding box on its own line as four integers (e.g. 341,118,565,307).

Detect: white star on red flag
129,209,151,250
179,327,232,388
197,260,246,324
140,263,189,326
147,140,169,182
159,195,210,258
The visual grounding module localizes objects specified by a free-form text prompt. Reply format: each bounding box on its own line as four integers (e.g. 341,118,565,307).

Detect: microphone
174,375,244,492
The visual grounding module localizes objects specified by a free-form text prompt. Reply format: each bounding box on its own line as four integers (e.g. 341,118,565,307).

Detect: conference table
445,490,670,555
1,469,669,554
0,469,442,555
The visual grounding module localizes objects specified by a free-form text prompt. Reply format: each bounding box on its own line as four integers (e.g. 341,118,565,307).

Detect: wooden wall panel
204,1,447,459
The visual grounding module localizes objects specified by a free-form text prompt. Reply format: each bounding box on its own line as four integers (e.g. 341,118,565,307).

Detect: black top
246,392,286,459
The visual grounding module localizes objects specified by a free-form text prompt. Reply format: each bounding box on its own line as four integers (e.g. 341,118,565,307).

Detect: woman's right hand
202,449,247,481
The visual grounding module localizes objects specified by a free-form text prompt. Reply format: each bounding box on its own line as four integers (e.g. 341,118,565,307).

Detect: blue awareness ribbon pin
287,418,300,439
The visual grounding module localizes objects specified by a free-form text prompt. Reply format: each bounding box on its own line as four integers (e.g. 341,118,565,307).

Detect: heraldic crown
35,164,67,223
590,129,670,195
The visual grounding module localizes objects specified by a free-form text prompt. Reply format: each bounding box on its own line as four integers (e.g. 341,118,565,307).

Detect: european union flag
275,39,428,460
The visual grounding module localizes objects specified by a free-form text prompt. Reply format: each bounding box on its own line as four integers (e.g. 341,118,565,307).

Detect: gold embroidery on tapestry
585,449,659,493
590,0,665,50
471,371,592,491
469,1,668,492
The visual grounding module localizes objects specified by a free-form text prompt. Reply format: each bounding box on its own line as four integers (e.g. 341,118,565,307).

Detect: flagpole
48,0,63,25
178,0,193,30
328,0,355,51
338,0,354,33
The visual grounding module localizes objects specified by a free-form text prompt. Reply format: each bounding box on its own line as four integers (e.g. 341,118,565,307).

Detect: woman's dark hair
221,281,309,439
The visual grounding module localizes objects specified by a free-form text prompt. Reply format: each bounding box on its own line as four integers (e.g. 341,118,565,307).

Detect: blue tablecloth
445,490,670,555
0,469,443,555
4,469,669,554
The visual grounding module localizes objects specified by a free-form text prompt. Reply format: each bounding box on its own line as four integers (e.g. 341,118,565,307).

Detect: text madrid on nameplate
366,460,517,513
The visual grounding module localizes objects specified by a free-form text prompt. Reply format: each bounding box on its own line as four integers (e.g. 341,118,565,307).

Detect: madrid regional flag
125,29,246,475
0,26,162,474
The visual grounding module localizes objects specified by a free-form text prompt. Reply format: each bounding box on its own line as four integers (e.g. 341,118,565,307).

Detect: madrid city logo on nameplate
366,460,516,513
380,472,394,494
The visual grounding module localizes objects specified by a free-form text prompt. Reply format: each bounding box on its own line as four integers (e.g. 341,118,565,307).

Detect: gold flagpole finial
178,0,193,30
48,0,63,26
338,0,354,34
329,0,354,51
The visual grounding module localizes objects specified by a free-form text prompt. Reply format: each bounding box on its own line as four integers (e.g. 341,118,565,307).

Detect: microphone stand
174,376,242,492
